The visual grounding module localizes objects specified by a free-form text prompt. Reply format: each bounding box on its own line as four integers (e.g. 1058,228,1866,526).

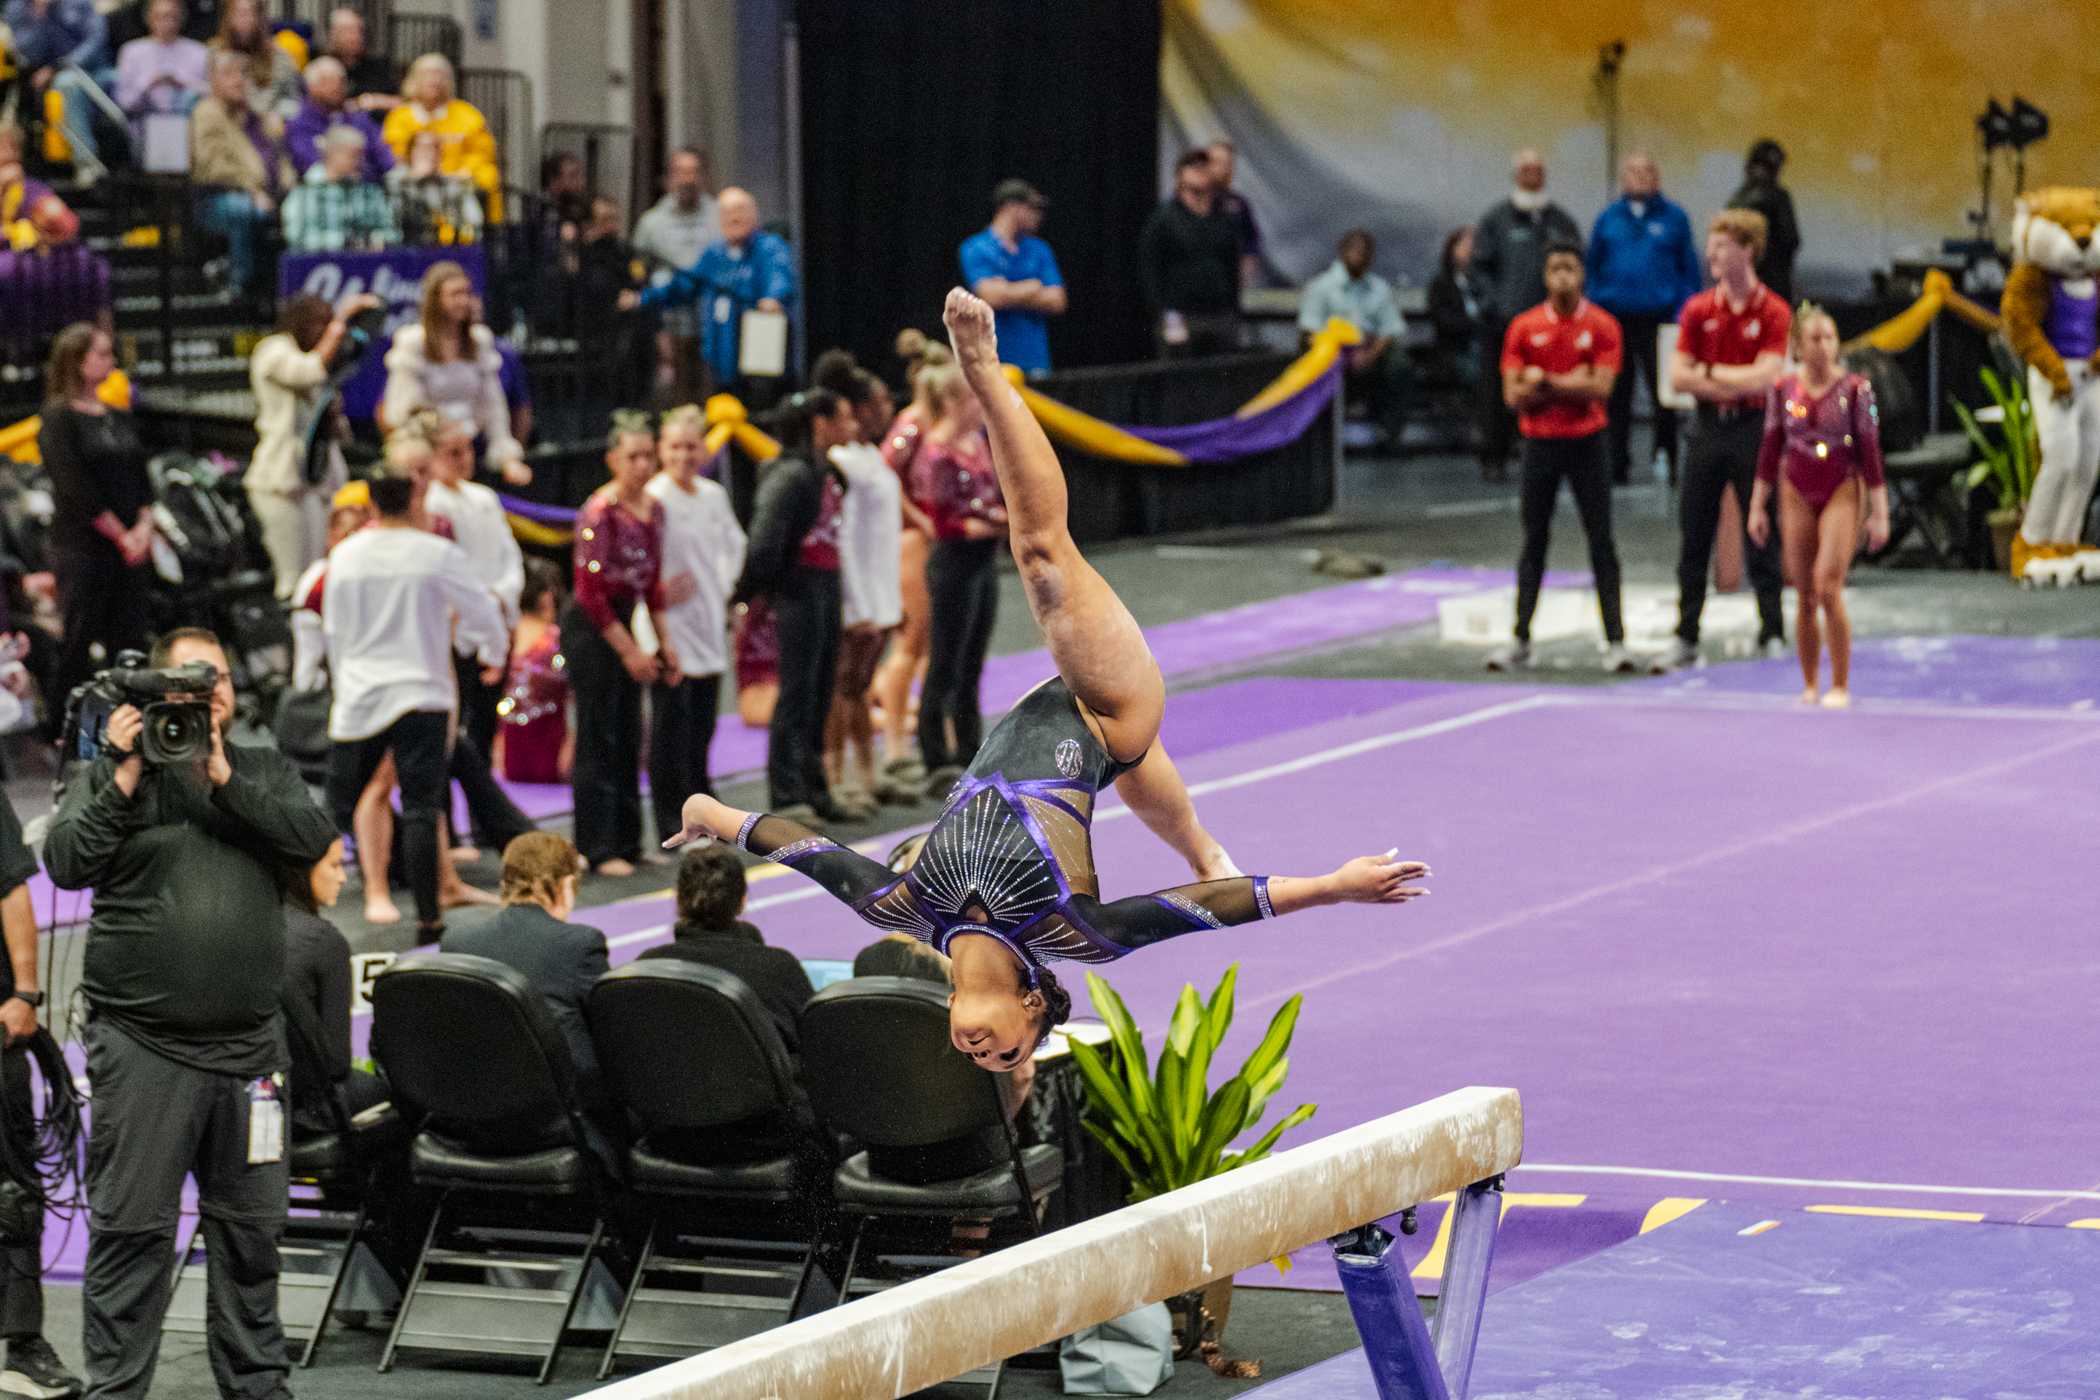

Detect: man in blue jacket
1586,152,1702,483
626,185,796,405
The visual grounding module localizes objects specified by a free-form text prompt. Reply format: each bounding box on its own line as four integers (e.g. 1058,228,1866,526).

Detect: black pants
328,710,450,926
449,728,533,855
1476,318,1517,474
1515,433,1623,643
1604,310,1678,480
82,1019,290,1400
919,539,1000,771
768,570,841,809
55,545,152,713
650,673,721,845
1348,346,1412,441
562,602,645,866
1677,413,1785,646
452,651,502,782
0,1047,42,1339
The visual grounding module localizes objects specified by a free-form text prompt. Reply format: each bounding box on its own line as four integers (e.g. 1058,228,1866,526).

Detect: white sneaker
1600,644,1639,674
1484,642,1532,672
1650,640,1700,673
1760,636,1790,660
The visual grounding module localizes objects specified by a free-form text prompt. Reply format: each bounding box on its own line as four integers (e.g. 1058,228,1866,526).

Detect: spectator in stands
386,125,482,243
443,832,609,1102
190,48,292,299
631,146,720,405
324,444,508,940
115,0,209,132
499,558,569,783
280,838,388,1131
2,193,111,338
6,0,112,178
39,322,155,707
381,53,500,217
285,53,391,179
1588,151,1701,484
1138,148,1241,357
1299,227,1409,448
958,178,1065,375
381,259,531,484
1208,138,1264,288
1728,138,1801,302
646,403,744,842
323,5,395,113
1427,226,1482,388
540,149,588,232
622,186,796,405
565,416,684,875
246,289,378,595
639,844,815,1049
0,123,55,248
423,414,523,768
911,365,1004,791
735,390,856,823
209,0,299,120
1470,148,1580,483
282,124,399,251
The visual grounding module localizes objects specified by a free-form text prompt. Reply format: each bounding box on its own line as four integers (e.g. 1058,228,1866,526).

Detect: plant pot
1167,1276,1234,1357
1988,508,2022,572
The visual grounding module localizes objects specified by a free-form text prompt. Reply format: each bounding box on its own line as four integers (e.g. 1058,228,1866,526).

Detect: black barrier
1034,352,1337,544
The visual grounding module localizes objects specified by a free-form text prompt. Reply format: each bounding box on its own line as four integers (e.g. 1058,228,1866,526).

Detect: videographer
44,627,335,1400
0,791,81,1400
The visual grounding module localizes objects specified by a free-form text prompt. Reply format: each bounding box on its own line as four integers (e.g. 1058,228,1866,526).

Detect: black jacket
442,903,610,1086
637,920,815,1050
1137,197,1241,317
1470,197,1582,324
1726,179,1801,302
46,744,336,1074
734,454,838,601
0,793,36,1003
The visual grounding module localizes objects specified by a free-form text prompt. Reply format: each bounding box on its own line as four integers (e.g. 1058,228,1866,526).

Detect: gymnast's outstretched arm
1073,853,1431,953
665,794,898,910
1114,744,1241,881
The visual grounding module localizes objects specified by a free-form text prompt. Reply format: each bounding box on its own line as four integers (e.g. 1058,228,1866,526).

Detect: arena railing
580,1085,1523,1400
386,11,462,68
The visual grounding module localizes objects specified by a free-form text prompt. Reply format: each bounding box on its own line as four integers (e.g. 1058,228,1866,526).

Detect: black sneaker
2,1335,82,1399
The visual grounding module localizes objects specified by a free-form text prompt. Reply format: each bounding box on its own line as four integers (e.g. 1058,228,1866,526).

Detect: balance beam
587,1084,1523,1400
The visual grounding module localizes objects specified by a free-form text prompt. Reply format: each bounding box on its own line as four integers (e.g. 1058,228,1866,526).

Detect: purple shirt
114,35,209,114
2045,281,2100,363
0,244,110,338
283,101,395,182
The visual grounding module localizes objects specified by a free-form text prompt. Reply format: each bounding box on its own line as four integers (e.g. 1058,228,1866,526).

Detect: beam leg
1429,1178,1502,1399
1329,1224,1449,1400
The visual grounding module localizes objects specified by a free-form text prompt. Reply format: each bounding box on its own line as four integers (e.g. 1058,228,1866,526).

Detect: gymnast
666,289,1430,1070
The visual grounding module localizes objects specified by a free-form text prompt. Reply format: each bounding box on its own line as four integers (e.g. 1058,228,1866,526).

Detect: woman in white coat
380,260,532,485
247,291,380,596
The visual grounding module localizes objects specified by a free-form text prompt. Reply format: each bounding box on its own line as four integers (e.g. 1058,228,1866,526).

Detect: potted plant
1952,365,2038,571
1068,965,1316,1359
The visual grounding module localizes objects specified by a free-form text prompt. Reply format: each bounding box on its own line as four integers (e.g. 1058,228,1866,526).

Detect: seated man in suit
442,832,608,1101
638,845,815,1050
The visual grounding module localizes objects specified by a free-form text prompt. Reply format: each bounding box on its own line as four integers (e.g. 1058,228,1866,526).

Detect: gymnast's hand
1329,850,1431,906
663,792,736,850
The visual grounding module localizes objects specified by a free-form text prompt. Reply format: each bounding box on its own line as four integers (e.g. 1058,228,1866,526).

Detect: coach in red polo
1487,240,1632,673
1663,209,1792,669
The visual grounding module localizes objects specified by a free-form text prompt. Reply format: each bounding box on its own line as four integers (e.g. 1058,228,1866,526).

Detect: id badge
247,1073,285,1165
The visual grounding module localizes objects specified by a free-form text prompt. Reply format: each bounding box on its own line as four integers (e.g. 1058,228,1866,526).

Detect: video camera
60,650,218,769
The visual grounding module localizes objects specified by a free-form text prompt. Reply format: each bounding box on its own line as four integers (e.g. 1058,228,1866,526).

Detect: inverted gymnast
666,289,1430,1071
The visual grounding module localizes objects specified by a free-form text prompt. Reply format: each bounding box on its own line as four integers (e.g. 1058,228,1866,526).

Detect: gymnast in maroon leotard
1747,305,1891,707
667,289,1431,1072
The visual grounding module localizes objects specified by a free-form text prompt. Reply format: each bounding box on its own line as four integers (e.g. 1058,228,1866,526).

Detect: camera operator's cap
992,178,1048,212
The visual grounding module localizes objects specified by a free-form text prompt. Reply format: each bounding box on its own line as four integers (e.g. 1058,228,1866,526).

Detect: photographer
0,792,81,1400
44,627,335,1400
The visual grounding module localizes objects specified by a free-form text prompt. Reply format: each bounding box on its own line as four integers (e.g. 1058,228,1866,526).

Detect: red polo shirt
1501,298,1622,439
1677,282,1790,368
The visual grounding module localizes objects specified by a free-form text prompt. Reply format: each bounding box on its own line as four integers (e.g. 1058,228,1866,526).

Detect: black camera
62,650,219,768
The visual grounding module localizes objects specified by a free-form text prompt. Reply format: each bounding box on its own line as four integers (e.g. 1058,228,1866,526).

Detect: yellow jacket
381,100,503,216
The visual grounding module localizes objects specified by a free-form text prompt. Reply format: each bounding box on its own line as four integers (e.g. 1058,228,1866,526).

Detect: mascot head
2011,188,2100,278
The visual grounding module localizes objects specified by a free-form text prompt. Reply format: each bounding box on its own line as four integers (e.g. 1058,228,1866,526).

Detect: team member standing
1487,242,1632,674
1727,139,1801,303
1586,152,1702,483
422,415,525,763
959,179,1066,375
913,366,1007,792
46,628,336,1400
1665,210,1792,669
646,405,745,844
1746,307,1891,707
824,369,913,812
1470,149,1581,483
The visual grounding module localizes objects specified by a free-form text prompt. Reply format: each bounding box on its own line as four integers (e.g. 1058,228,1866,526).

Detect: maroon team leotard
1756,371,1886,511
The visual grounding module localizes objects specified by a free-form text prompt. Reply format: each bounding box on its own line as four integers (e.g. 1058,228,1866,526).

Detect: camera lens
140,702,211,765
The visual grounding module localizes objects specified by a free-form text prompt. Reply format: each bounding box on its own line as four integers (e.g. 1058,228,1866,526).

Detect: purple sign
277,245,488,422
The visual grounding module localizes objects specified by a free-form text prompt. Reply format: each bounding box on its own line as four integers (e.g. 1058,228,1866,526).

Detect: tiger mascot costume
2002,188,2100,585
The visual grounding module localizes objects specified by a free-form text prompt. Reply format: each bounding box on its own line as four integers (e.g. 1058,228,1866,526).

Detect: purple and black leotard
734,677,1274,985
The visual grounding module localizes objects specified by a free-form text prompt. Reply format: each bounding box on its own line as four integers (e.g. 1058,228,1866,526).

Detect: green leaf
1201,964,1238,1058
1241,1054,1291,1134
1237,995,1303,1093
1155,1043,1189,1181
1086,972,1161,1123
1071,1040,1168,1182
1165,983,1204,1063
1081,1118,1151,1193
1227,1102,1318,1169
1185,1076,1252,1183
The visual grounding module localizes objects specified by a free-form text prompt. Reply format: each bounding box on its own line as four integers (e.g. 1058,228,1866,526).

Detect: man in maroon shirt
1663,209,1792,670
1488,240,1632,673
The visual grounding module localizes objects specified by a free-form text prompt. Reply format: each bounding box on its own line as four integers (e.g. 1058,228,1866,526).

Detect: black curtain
795,0,1160,377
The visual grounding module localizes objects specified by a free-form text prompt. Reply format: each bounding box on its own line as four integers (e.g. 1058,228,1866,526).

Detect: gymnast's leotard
1756,371,1885,512
733,677,1274,985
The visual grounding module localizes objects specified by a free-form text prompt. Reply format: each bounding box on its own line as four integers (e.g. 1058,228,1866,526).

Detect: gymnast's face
950,985,1044,1072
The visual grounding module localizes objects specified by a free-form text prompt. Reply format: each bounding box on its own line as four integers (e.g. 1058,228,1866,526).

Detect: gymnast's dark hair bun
1033,966,1074,1048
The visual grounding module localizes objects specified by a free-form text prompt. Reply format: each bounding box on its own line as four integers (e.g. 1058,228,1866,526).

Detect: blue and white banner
278,245,488,421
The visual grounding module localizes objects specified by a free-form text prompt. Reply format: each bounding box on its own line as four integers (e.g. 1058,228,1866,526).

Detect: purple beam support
1430,1178,1503,1398
1329,1224,1450,1400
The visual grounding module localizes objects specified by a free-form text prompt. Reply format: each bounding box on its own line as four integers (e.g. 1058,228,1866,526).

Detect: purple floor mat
1646,633,2100,709
1246,1204,2100,1397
